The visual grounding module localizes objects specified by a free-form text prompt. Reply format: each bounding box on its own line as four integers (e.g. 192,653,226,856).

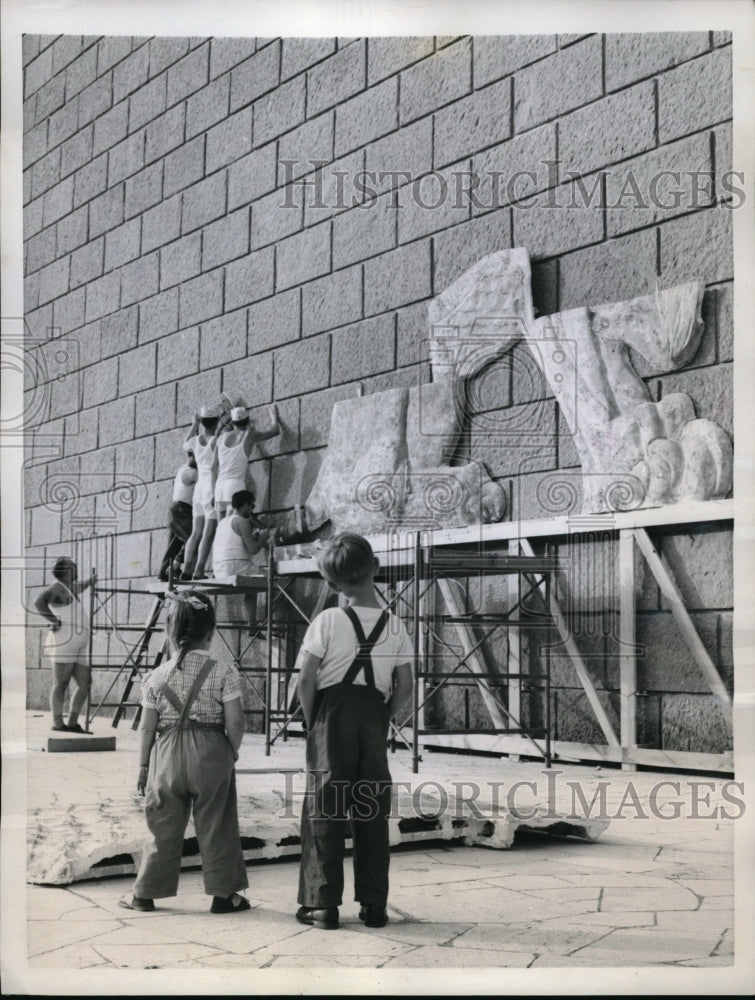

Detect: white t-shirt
299,606,413,700
172,464,197,504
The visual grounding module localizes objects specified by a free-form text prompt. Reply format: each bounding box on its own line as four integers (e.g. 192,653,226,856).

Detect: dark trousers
159,501,193,576
298,684,392,909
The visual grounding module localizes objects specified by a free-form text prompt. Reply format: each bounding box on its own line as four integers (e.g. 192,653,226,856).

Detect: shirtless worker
34,557,95,732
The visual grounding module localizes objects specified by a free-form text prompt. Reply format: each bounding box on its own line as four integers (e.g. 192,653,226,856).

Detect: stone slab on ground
26,713,608,885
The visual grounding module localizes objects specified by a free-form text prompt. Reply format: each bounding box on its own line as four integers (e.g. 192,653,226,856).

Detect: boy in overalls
295,533,413,930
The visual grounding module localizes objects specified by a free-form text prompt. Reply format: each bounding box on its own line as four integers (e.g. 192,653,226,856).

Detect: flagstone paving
19,712,741,975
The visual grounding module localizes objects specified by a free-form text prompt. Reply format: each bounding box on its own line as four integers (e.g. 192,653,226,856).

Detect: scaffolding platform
144,575,268,594
84,497,733,775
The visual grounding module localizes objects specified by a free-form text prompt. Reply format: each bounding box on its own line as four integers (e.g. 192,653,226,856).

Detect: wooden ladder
108,594,169,729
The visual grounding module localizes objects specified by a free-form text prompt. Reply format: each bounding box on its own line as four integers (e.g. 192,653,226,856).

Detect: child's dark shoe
359,904,388,927
295,905,339,930
211,893,251,913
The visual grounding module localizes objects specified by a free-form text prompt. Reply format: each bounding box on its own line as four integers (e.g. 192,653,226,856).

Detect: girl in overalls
34,557,95,732
120,591,250,914
294,534,413,930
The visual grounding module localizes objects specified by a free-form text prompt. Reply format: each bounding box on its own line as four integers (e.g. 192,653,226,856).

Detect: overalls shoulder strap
156,656,218,723
341,606,389,688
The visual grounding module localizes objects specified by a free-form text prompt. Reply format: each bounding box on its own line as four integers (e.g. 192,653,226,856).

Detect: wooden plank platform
423,733,734,773
144,574,269,594
274,498,733,575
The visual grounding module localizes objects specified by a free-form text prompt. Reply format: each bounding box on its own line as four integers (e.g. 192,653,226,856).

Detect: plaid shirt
141,650,243,725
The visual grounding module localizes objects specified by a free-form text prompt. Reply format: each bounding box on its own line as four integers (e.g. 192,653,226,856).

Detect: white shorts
214,477,247,505
192,478,217,519
44,629,90,663
213,558,261,579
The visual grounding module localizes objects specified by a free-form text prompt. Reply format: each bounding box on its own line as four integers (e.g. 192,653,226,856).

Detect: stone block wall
22,33,734,751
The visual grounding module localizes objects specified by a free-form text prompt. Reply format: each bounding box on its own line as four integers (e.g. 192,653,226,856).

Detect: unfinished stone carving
305,380,506,534
305,248,730,531
428,249,732,514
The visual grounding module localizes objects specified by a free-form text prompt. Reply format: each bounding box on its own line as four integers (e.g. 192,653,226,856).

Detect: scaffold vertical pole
544,559,552,769
264,537,275,756
412,531,422,774
85,567,96,734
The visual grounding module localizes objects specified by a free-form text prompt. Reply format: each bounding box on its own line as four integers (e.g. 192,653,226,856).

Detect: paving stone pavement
9,712,754,994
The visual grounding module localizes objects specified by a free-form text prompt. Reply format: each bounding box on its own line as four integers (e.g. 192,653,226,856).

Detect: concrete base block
47,735,117,753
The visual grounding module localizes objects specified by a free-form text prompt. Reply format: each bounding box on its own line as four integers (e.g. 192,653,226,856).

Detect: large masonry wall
22,33,734,750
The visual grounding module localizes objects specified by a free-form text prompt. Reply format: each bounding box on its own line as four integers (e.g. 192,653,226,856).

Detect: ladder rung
91,625,163,632
419,727,547,736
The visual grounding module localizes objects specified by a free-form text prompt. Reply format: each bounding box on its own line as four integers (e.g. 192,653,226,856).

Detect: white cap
230,406,248,421
199,405,220,418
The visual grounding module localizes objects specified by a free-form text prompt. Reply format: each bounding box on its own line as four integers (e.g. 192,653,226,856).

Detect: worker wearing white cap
181,404,224,580
214,398,281,520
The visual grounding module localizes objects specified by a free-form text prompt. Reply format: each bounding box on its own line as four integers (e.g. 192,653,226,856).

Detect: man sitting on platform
211,490,272,633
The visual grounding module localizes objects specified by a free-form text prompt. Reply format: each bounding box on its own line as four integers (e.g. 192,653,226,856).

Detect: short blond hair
318,532,376,586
